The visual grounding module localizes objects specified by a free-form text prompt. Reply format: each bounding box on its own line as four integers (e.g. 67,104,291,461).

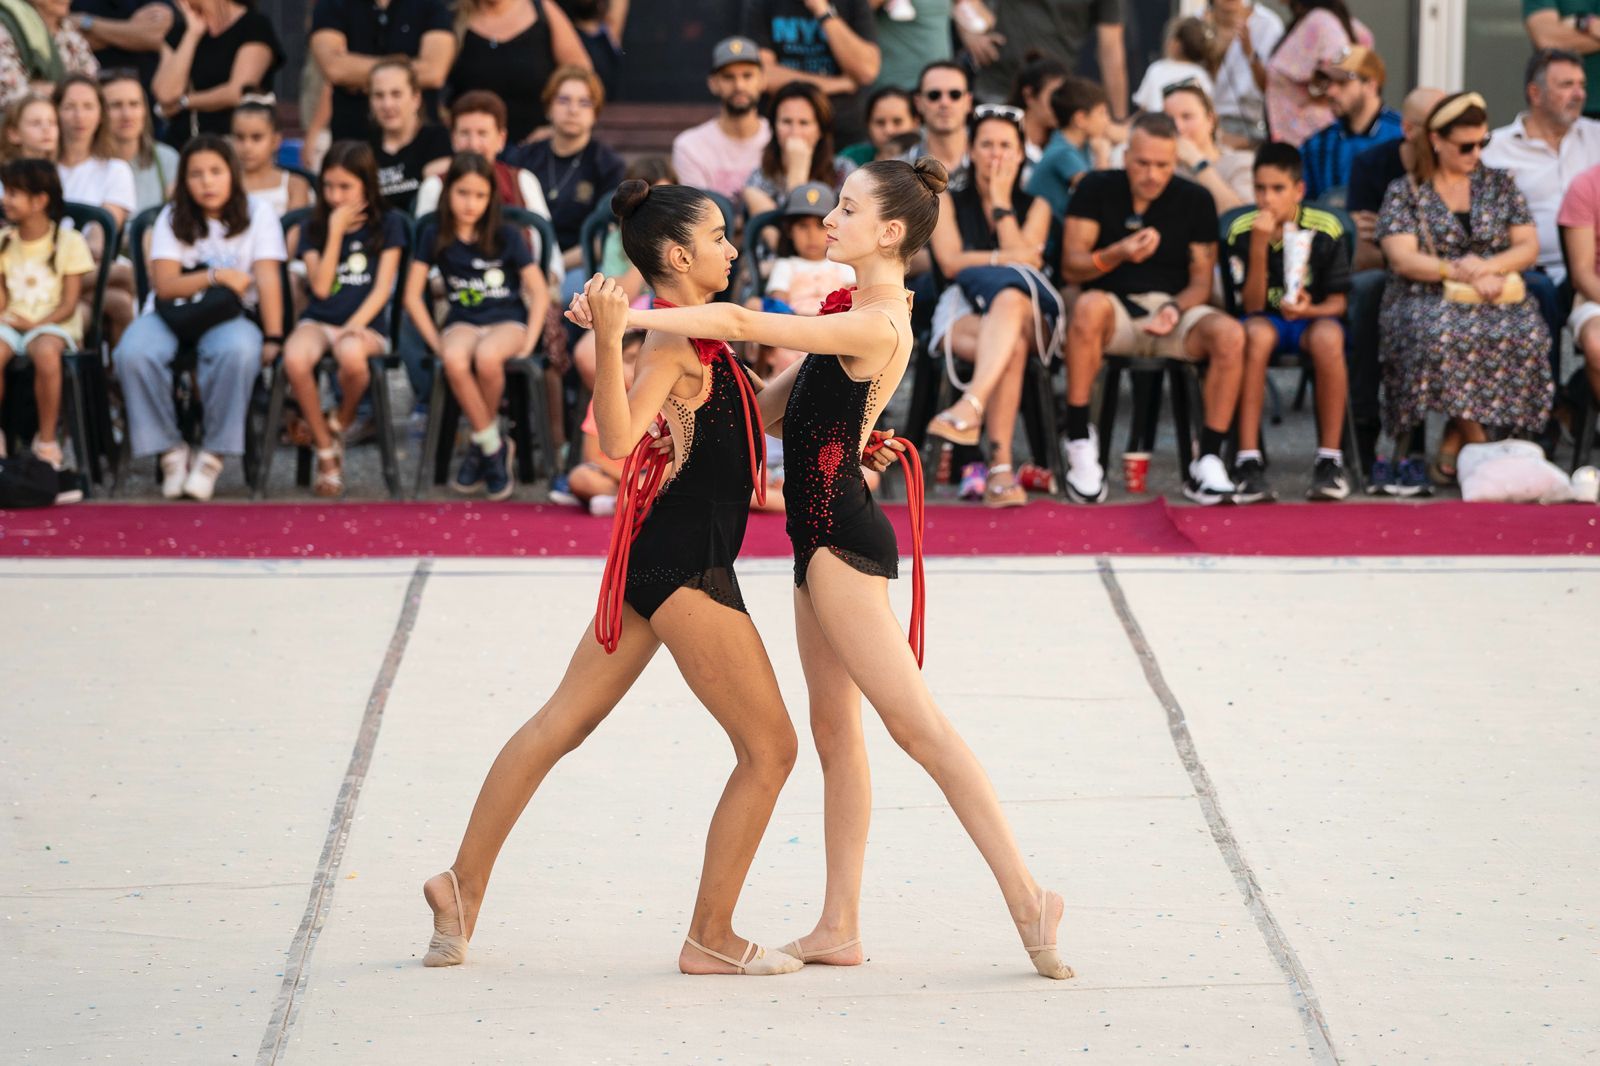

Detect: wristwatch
990,206,1015,223
1192,158,1212,174
1578,13,1594,34
819,3,840,21
76,13,93,31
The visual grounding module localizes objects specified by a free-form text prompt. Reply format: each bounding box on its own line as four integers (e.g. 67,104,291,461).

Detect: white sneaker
1063,428,1107,503
159,445,191,499
1184,453,1235,505
589,493,617,517
885,0,917,20
182,450,224,501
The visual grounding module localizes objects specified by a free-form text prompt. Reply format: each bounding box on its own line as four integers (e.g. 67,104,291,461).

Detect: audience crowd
3,0,1599,512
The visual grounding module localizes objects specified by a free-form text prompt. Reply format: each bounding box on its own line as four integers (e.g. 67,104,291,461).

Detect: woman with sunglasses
1264,0,1370,147
1375,91,1551,487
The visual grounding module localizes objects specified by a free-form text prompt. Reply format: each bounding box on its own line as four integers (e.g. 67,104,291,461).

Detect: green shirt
872,0,952,91
1524,0,1600,109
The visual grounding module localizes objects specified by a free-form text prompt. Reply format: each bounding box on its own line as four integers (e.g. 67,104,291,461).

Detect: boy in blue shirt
1223,142,1353,502
1026,76,1112,219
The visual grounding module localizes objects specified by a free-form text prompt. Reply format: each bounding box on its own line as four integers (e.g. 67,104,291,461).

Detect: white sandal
927,392,984,447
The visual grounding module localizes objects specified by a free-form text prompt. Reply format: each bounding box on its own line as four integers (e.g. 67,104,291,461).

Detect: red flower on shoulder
818,287,855,316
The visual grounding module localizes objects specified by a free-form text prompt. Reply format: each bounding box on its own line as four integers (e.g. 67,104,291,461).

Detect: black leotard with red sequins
783,352,897,587
623,354,755,619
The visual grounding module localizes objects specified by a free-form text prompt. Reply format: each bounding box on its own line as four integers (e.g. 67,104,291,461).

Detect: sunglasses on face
922,88,966,102
973,103,1024,122
1445,134,1492,153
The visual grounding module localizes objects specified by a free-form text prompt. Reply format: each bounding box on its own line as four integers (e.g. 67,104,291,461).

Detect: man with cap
1298,45,1401,202
672,36,773,201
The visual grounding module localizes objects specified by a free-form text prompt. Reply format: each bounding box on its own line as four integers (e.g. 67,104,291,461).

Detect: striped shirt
1301,108,1403,201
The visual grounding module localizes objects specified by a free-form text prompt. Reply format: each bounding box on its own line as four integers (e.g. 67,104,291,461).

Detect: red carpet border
2,498,1598,558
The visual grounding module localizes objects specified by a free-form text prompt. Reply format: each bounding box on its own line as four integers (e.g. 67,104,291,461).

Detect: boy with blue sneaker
1224,141,1353,502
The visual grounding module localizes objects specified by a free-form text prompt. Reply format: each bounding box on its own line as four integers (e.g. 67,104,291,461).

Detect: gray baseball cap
781,182,837,219
711,35,762,72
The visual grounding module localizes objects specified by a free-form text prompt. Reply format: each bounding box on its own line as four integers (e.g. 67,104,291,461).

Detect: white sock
1316,447,1343,464
471,424,502,454
1236,449,1262,464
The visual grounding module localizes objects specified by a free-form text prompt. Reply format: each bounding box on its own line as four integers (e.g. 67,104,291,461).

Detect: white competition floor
4,556,1596,1065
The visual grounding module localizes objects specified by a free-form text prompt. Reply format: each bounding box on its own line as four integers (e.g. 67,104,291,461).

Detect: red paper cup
1122,452,1151,494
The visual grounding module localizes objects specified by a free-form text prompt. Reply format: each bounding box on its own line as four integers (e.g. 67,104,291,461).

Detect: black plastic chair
1217,203,1365,492
739,209,783,302
578,197,613,280
0,202,121,495
251,206,409,499
412,207,562,495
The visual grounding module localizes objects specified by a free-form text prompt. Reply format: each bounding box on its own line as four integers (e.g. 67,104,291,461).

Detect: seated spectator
367,58,450,213
926,106,1058,508
743,0,880,144
503,65,624,299
839,85,918,166
1132,16,1216,115
741,81,855,218
671,36,771,202
99,69,178,211
53,73,134,232
1524,0,1600,119
309,0,455,143
1164,84,1254,211
549,327,642,515
1560,160,1600,413
903,60,971,190
152,0,284,149
1482,48,1600,285
402,152,549,500
113,135,287,501
1007,49,1067,169
71,0,175,96
1265,0,1372,148
1300,45,1401,201
446,0,590,146
745,180,855,377
1060,113,1244,505
1205,0,1284,147
555,0,626,99
871,0,950,97
0,158,94,471
282,140,407,497
1026,75,1111,219
966,0,1126,120
0,0,98,109
1224,141,1352,502
1376,92,1550,494
231,95,312,219
0,92,55,163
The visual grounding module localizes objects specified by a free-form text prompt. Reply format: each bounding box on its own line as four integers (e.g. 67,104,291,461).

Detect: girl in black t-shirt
368,59,452,214
403,152,550,500
282,140,406,497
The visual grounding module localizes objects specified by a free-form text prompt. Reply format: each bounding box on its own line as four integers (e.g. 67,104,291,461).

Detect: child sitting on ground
0,159,93,467
1223,140,1352,503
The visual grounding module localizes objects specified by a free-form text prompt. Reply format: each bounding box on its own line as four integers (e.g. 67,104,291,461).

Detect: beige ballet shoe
422,869,469,967
1023,888,1073,979
780,935,862,965
682,937,803,975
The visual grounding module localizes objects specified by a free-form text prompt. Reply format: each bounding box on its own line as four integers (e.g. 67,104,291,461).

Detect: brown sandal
983,463,1027,508
313,444,344,498
927,393,984,447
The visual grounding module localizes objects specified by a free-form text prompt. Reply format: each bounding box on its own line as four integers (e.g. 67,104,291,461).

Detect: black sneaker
452,443,487,495
1306,456,1351,501
484,439,516,501
1230,456,1274,504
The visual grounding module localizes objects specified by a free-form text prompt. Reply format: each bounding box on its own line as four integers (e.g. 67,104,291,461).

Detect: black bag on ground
0,452,60,507
155,283,244,343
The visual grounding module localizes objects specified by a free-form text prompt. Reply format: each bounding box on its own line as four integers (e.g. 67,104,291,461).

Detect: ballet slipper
1023,888,1074,980
780,935,863,966
682,937,803,975
422,869,469,967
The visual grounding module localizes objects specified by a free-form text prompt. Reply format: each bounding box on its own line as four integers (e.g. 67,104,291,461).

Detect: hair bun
912,156,949,197
612,179,651,220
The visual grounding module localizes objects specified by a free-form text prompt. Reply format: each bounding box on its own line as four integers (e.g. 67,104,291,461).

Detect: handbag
155,282,243,343
1409,177,1525,306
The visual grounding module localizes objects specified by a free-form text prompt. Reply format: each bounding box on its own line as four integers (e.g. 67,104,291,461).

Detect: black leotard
623,349,755,619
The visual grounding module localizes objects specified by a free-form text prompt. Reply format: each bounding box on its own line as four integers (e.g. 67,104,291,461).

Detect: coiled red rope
864,430,926,668
594,328,765,653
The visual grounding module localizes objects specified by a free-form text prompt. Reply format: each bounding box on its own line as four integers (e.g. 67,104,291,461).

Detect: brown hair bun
912,155,949,197
611,179,651,220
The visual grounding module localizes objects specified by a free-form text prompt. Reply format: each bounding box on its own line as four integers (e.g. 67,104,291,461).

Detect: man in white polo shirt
671,36,772,202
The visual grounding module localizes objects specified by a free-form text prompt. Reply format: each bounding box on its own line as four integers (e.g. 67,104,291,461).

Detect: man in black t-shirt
743,0,879,143
311,0,457,142
1060,112,1243,505
1223,142,1353,503
71,0,173,93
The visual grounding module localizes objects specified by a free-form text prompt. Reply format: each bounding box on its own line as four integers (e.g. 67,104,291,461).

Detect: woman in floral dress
1376,92,1551,481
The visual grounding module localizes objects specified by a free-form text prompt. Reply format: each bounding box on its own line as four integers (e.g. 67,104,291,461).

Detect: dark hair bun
912,156,949,197
612,179,651,220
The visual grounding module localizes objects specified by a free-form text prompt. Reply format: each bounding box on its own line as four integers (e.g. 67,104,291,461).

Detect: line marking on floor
1096,556,1340,1066
255,559,432,1066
